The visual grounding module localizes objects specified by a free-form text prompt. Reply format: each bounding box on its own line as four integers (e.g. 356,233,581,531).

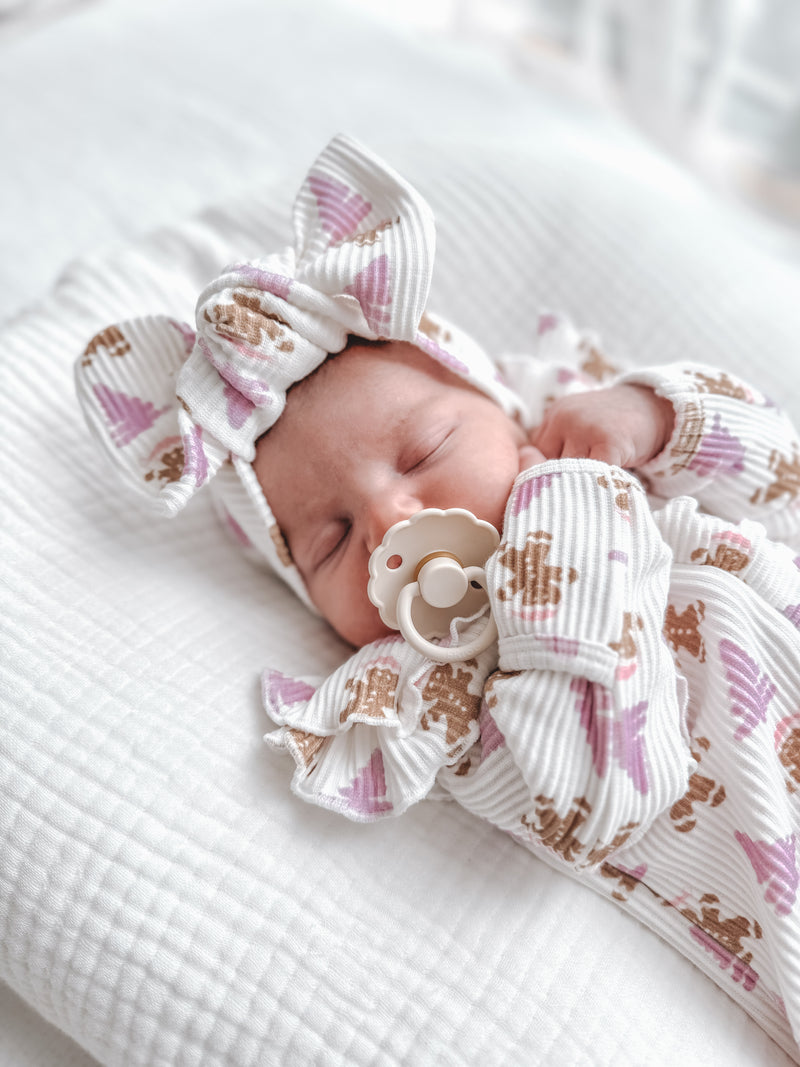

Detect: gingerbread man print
496,530,578,607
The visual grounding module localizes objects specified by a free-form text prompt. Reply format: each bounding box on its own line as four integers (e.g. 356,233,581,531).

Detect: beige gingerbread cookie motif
420,662,481,749
600,861,648,902
750,446,800,507
144,444,185,485
286,728,326,771
205,291,295,352
775,717,800,794
608,612,644,659
578,339,618,382
343,215,399,247
597,473,635,512
519,795,638,867
666,399,705,475
670,737,726,832
418,313,453,346
689,370,750,401
691,540,750,574
664,600,706,662
496,530,578,607
679,893,762,990
81,325,131,368
268,523,294,568
341,667,399,724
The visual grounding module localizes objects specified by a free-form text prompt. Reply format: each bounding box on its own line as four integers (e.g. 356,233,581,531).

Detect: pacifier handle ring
396,566,498,664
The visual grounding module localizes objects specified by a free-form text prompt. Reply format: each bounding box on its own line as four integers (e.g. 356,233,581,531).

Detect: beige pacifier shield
368,508,500,638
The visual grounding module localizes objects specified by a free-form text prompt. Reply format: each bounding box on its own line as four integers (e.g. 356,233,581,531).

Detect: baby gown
263,321,800,1060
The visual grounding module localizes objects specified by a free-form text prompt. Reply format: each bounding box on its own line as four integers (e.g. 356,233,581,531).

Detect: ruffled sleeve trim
263,622,497,822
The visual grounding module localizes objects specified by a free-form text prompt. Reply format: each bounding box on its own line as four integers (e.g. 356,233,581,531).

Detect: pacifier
367,508,500,663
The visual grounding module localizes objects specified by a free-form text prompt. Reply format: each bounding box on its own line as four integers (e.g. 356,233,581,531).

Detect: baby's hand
518,442,547,473
530,384,674,469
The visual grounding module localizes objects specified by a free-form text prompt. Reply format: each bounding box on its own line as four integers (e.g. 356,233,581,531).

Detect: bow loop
178,133,436,481
75,315,228,516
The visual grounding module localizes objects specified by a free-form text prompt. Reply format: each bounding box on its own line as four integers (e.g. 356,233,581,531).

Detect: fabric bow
75,134,436,517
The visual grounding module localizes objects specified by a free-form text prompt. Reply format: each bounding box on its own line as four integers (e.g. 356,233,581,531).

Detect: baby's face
253,341,527,647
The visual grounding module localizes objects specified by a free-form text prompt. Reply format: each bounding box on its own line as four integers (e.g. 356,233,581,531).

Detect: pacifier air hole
367,508,500,645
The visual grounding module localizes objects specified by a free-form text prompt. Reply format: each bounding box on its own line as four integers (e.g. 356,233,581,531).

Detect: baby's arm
528,360,800,546
619,363,800,547
530,383,674,469
442,460,695,869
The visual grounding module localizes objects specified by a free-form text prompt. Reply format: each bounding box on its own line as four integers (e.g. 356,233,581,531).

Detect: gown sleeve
617,362,800,548
440,459,696,870
500,312,800,547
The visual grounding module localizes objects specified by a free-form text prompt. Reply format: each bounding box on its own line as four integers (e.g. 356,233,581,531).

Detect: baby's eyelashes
313,520,352,571
402,427,453,474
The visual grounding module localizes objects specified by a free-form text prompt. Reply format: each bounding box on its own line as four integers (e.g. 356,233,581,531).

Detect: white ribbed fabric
265,353,800,1061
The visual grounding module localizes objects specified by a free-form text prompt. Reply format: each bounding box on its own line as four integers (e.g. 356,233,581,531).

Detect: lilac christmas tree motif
719,639,777,741
344,254,392,331
182,425,209,487
262,669,317,716
688,413,746,478
510,471,563,517
571,679,650,794
93,383,170,448
735,831,799,917
478,699,506,758
414,330,470,377
223,381,255,431
168,319,197,356
198,338,274,408
308,174,372,242
223,509,253,549
782,603,800,629
688,927,760,992
338,748,393,817
536,313,560,335
226,265,293,301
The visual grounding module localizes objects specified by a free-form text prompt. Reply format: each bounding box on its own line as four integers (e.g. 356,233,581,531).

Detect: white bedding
3,1,800,1065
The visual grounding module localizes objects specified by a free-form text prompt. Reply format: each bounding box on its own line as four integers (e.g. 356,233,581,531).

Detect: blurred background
349,0,800,238
4,0,799,249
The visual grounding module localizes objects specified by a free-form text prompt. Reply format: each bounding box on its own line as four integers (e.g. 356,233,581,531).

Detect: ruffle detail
263,623,498,822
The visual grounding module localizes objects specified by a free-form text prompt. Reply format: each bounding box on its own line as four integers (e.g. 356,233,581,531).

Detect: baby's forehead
295,338,468,413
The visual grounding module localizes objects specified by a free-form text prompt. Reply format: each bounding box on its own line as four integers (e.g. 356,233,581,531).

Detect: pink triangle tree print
344,254,392,332
338,748,393,817
735,830,799,916
93,383,169,447
308,173,372,242
719,639,776,741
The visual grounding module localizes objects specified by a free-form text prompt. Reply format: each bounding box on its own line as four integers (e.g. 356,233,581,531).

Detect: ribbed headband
75,134,524,610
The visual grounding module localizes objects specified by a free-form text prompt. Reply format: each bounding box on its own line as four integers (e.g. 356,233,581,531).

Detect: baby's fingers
529,422,564,461
588,443,624,467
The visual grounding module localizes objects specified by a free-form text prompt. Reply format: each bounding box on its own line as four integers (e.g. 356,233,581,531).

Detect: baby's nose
365,489,422,553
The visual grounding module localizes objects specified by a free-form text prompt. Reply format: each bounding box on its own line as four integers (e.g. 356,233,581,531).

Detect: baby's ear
74,315,227,515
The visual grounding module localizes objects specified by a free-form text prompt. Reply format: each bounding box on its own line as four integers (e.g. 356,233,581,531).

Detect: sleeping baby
75,134,800,1061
